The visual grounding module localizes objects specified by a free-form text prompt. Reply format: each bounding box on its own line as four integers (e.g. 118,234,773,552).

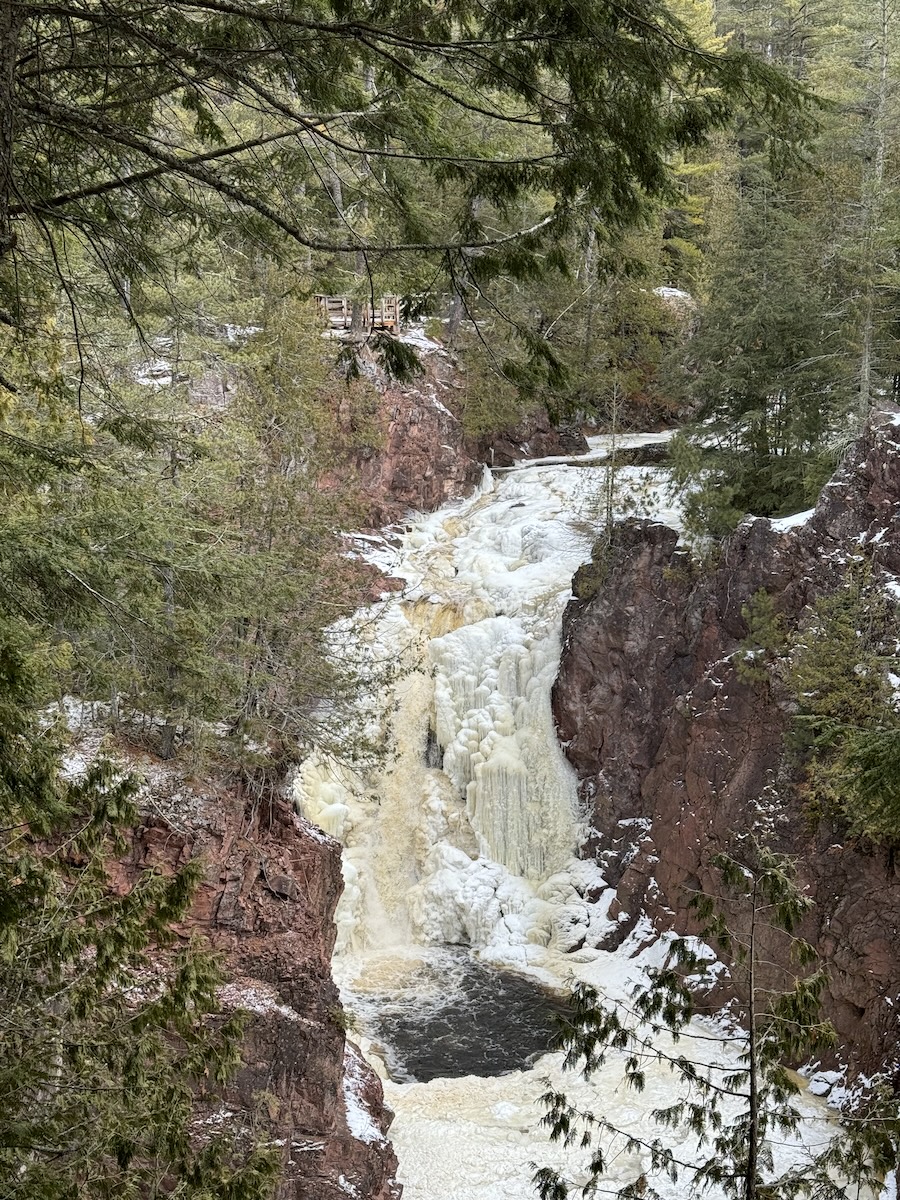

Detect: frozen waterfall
295,436,675,963
294,435,834,1200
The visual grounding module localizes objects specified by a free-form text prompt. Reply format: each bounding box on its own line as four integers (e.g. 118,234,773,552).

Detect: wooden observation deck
315,294,401,332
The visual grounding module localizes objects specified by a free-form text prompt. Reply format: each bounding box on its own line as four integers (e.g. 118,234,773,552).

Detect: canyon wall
114,780,400,1200
553,413,900,1075
338,337,586,526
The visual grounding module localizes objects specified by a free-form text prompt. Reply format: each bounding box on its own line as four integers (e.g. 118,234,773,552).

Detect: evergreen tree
0,633,278,1199
672,168,852,534
0,0,806,269
0,233,382,775
809,0,900,417
671,0,900,537
0,0,815,418
533,843,896,1200
788,564,900,842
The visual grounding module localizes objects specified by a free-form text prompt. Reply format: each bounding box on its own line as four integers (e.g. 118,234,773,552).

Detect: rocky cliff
338,333,586,526
111,770,400,1200
553,412,900,1076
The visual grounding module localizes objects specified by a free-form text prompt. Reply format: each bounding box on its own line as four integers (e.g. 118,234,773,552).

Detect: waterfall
293,435,834,1200
295,440,651,964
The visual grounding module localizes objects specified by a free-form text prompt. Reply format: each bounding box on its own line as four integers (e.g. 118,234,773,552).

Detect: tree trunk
447,284,466,347
857,0,891,423
746,878,759,1200
581,220,597,371
159,447,179,761
602,373,620,549
350,247,369,336
327,146,344,213
448,195,482,349
0,3,22,257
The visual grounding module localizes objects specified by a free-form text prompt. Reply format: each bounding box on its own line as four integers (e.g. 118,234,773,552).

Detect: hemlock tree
0,633,278,1199
0,0,808,321
533,843,896,1200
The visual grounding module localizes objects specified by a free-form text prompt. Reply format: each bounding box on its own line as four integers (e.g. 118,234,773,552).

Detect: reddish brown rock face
115,787,400,1199
553,415,900,1075
340,349,586,526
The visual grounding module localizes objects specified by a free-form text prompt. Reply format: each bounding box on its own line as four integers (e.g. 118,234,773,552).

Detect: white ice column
431,614,579,880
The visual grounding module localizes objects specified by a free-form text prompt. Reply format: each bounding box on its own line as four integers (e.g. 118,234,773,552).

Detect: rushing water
343,945,572,1083
295,435,835,1199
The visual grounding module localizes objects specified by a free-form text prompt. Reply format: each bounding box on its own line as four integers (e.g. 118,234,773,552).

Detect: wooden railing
315,294,401,332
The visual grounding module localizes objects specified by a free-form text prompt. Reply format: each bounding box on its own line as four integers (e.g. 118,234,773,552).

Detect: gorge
292,423,890,1198
6,5,900,1198
108,404,900,1200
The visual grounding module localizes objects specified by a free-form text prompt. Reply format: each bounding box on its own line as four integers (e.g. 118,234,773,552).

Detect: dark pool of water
354,951,572,1083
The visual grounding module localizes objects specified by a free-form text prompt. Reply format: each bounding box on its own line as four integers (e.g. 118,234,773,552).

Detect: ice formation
294,438,836,1199
295,436,678,963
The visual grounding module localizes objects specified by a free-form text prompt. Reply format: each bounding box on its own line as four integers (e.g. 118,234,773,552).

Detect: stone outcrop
477,409,588,470
111,775,400,1199
341,347,481,526
553,412,900,1075
340,336,586,526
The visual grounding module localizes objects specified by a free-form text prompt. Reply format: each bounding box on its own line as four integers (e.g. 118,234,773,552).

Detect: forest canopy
0,0,814,768
0,0,805,302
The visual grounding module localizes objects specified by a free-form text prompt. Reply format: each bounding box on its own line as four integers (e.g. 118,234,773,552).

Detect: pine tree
671,0,900,537
0,242,387,776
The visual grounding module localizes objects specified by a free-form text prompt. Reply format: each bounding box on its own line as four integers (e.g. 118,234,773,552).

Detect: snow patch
653,285,694,305
771,508,816,531
343,1045,386,1145
398,324,445,354
805,1069,843,1097
217,981,309,1025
